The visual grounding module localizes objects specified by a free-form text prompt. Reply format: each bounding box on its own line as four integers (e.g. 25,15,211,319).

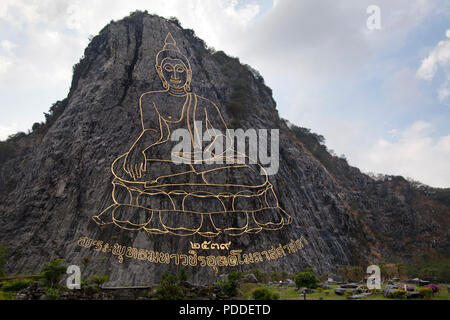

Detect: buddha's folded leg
160,193,223,236
246,212,263,234
112,204,152,230
198,162,268,187
144,211,169,234
253,207,292,230
92,180,137,225
92,204,115,225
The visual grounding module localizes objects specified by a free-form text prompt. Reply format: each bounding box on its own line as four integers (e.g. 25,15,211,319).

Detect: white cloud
0,39,17,53
417,29,450,80
0,56,11,74
358,121,450,187
438,80,450,101
0,122,20,140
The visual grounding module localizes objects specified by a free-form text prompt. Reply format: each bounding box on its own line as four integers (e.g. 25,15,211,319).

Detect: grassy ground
237,283,450,300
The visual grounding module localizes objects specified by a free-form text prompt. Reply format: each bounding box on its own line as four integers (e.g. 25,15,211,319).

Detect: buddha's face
159,58,189,89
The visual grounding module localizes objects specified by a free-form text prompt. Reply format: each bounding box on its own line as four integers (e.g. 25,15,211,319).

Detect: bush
0,245,7,277
294,271,319,289
252,287,280,300
323,290,330,296
81,274,110,294
220,279,239,297
251,268,268,283
418,287,433,299
424,284,440,294
155,271,185,300
177,268,188,282
392,289,407,299
45,288,59,300
228,271,242,283
344,290,353,297
1,279,32,292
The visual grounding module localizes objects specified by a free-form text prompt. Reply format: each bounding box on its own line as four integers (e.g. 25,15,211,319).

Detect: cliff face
0,12,448,285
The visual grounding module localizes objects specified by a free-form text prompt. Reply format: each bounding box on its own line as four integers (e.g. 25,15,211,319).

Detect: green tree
294,271,319,289
228,271,242,283
177,268,188,282
155,271,185,300
40,259,67,288
81,274,109,295
220,279,238,297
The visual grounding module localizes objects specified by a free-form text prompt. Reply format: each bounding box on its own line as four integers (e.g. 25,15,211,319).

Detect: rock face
0,12,449,286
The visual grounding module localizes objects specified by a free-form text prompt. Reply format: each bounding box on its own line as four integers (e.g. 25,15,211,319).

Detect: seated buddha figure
92,33,292,237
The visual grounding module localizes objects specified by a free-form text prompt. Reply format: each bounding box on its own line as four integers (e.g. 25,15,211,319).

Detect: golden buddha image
92,33,292,238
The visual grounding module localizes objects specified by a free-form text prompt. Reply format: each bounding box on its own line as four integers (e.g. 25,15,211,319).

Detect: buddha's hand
123,147,147,180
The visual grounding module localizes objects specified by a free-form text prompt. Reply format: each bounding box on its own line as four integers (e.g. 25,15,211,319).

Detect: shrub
45,288,59,300
40,259,67,288
392,289,407,299
251,268,268,283
344,290,353,297
155,271,185,300
1,279,32,292
228,271,242,283
252,287,280,300
316,287,323,293
177,268,188,282
0,291,13,300
90,275,109,287
0,245,7,277
294,271,319,289
270,272,279,282
323,290,330,296
418,287,433,299
220,279,239,297
424,284,440,294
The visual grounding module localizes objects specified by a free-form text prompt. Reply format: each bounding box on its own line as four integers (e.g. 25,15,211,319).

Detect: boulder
347,292,372,300
244,273,258,283
298,287,313,294
382,285,400,298
285,279,295,287
340,283,359,289
317,283,331,290
218,274,228,282
334,287,358,295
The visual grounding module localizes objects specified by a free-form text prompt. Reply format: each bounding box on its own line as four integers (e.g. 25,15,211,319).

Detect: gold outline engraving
92,33,292,237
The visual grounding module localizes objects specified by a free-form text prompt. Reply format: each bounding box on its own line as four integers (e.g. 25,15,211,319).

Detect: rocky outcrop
0,11,448,286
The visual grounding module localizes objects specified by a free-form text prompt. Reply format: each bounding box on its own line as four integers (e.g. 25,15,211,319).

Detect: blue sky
0,0,449,187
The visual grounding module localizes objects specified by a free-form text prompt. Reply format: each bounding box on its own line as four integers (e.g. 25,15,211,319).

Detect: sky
0,0,449,187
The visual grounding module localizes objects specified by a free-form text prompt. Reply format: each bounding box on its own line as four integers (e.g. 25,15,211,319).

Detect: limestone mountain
0,11,448,285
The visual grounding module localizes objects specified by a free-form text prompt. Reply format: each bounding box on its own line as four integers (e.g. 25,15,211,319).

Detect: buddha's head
156,33,192,92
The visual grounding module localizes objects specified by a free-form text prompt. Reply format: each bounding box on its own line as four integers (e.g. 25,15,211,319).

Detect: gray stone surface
347,292,371,299
0,11,449,286
244,273,258,283
334,287,358,295
382,285,401,298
